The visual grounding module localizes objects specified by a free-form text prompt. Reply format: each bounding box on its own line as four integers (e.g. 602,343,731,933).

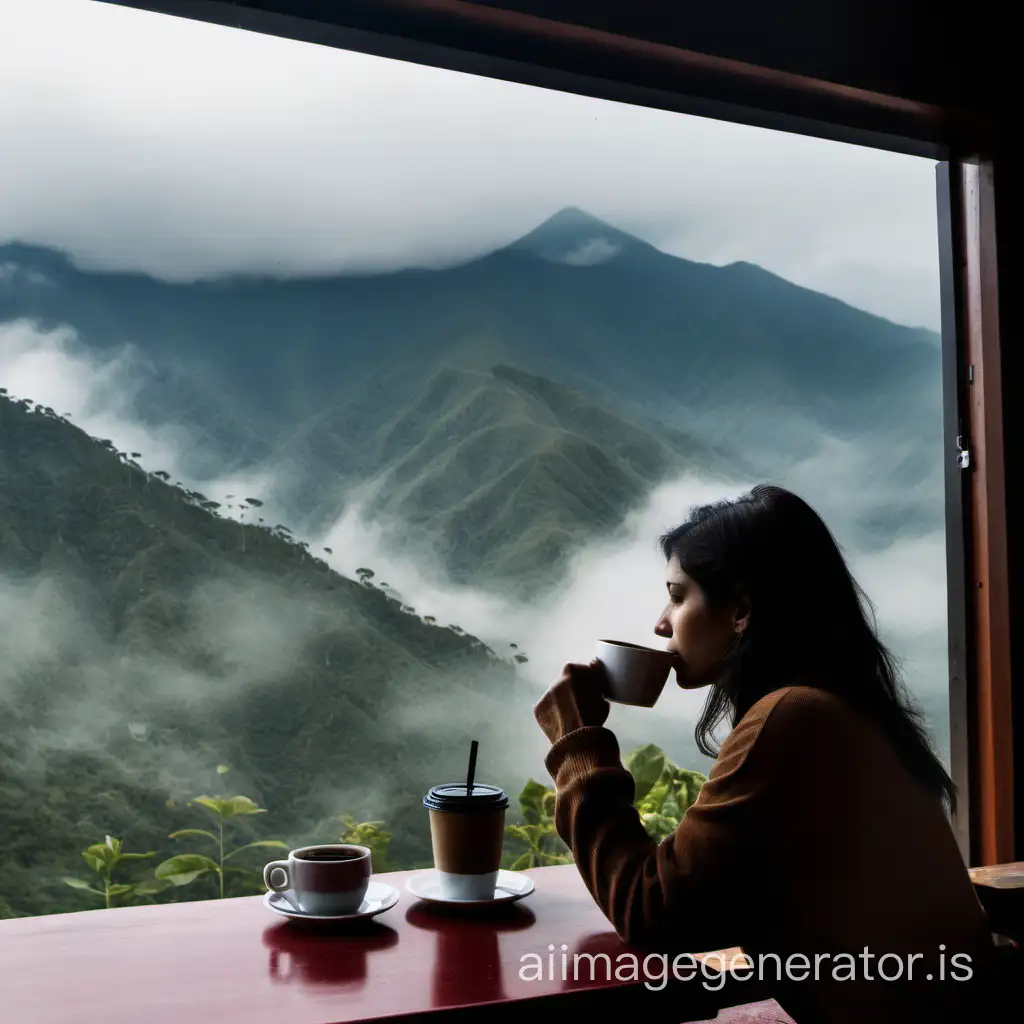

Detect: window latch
956,435,971,471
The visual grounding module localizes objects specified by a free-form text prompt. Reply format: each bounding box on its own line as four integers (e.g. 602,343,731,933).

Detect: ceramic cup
263,844,371,915
595,639,677,707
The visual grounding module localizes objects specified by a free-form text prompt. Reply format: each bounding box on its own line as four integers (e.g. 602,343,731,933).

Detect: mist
320,472,951,769
2,315,952,794
0,567,352,794
0,318,281,525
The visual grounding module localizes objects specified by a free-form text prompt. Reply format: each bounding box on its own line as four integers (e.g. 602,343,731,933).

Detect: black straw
466,739,479,795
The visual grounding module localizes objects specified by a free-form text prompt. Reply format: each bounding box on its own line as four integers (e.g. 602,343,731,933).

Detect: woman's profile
534,484,1008,1023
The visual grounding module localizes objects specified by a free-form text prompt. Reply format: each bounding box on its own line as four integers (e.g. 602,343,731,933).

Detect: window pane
0,0,947,919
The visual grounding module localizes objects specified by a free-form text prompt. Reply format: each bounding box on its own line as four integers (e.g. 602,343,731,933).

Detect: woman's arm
535,664,777,949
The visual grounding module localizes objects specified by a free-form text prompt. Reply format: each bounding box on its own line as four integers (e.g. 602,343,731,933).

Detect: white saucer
406,869,535,906
263,881,399,922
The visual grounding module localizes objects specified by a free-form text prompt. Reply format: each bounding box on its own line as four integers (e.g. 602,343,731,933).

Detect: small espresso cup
263,844,371,916
595,639,677,707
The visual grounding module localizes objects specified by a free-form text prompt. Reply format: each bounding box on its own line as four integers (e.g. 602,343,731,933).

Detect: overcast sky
1,0,942,329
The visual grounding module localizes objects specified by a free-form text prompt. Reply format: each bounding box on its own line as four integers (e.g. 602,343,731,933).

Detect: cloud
0,570,330,720
0,0,940,328
561,238,622,265
852,532,948,640
4,316,952,774
0,570,305,805
0,318,280,522
0,261,51,289
317,459,951,766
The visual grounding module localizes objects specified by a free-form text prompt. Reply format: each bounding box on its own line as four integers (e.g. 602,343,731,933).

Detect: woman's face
653,555,747,689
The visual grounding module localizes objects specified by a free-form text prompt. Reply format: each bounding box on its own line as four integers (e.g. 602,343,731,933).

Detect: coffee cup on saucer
423,782,509,901
263,844,371,916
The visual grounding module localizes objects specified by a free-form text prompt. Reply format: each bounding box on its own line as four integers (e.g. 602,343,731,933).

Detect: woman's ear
733,594,752,635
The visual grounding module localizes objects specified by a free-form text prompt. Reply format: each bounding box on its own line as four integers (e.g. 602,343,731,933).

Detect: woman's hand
534,659,611,744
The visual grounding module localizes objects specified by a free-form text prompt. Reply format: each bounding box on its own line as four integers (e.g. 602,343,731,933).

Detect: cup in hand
263,844,371,915
595,639,676,707
424,783,509,900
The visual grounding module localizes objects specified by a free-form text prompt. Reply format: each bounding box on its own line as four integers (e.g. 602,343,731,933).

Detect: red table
0,865,779,1023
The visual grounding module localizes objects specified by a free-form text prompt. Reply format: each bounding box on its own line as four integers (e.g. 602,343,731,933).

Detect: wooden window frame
95,0,1015,864
937,160,1015,865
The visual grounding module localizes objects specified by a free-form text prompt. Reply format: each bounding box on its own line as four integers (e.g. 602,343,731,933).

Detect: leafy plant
61,835,168,909
504,779,573,869
155,769,288,898
504,744,708,866
625,743,708,842
335,815,395,872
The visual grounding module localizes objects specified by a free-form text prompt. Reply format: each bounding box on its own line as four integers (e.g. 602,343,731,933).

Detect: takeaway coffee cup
595,639,677,707
423,783,509,900
263,844,371,915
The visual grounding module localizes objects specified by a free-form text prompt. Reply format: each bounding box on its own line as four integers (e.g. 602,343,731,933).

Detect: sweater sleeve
543,702,781,950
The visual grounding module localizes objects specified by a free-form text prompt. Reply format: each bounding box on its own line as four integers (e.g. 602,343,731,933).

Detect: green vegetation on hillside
274,363,740,598
0,392,534,918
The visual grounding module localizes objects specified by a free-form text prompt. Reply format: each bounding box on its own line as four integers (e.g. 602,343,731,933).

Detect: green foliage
503,744,708,866
61,835,168,910
154,771,288,899
502,778,572,870
627,744,707,841
335,815,395,872
0,391,521,918
623,743,666,802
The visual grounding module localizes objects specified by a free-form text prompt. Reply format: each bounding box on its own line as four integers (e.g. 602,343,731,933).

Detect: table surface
968,862,1024,890
0,864,755,1024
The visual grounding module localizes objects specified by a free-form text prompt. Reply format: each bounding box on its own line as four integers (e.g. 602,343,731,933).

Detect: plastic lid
423,783,509,811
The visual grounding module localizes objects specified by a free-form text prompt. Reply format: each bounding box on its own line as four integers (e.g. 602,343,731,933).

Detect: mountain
0,393,543,918
0,206,945,556
0,208,941,449
505,205,659,265
272,362,748,596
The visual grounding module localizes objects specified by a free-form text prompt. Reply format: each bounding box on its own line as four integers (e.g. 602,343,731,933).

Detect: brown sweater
539,684,1001,1023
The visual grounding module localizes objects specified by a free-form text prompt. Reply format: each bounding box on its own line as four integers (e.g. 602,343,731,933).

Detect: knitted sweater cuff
544,726,625,787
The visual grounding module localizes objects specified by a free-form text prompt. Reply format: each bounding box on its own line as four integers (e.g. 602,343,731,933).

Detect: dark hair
658,484,956,813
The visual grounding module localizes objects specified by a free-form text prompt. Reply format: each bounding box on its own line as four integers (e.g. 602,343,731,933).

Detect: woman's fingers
535,660,611,740
561,660,603,682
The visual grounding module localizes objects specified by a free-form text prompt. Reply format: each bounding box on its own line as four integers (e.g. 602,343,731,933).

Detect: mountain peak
505,206,646,266
536,206,613,232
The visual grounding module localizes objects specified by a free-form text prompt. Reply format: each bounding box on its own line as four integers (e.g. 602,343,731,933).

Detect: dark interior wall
101,0,997,154
122,1,993,108
991,110,1021,864
474,1,979,107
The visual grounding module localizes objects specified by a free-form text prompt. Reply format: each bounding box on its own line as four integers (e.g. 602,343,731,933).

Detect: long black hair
658,484,956,813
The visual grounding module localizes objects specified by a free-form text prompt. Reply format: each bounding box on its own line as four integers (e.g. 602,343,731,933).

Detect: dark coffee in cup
295,849,363,862
423,783,508,900
264,844,371,915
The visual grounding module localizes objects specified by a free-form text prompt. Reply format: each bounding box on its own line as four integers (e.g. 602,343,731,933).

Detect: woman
534,484,1008,1023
